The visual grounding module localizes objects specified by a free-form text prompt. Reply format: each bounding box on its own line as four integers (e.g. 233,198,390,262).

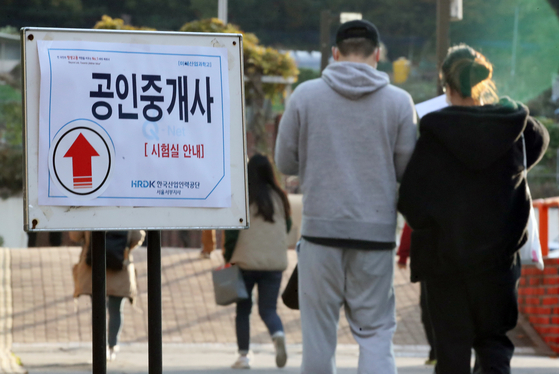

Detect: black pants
420,282,436,361
425,262,520,374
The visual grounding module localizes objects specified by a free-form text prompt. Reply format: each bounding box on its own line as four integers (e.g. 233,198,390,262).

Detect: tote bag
212,263,249,306
519,134,545,270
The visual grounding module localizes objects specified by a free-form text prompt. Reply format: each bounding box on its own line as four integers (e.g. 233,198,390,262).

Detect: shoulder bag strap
521,133,532,199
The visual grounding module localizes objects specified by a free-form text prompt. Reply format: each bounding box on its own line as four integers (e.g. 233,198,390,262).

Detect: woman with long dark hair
398,44,549,373
224,154,292,369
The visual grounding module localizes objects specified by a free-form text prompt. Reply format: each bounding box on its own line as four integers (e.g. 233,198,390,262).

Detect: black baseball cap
335,20,380,46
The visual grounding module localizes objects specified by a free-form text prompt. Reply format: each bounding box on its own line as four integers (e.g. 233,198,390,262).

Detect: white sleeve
394,94,418,182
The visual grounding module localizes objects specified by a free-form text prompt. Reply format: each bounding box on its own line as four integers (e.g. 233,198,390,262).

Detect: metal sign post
91,231,163,374
320,10,332,73
148,231,163,374
218,0,228,24
91,231,106,374
22,28,249,374
436,0,451,95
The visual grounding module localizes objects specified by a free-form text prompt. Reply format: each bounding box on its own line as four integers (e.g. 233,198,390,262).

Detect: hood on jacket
322,61,389,100
420,97,529,170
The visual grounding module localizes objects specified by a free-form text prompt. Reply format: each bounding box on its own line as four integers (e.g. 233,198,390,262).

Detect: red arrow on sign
64,133,100,189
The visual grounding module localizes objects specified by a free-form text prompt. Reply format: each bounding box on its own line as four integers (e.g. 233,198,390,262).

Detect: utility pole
218,0,228,24
320,10,331,73
436,0,451,95
511,6,520,77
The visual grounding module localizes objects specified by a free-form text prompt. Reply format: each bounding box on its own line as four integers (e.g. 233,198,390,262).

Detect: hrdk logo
48,120,115,200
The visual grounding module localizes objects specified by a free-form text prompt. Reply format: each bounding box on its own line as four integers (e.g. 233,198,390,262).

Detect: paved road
8,247,542,348
3,246,557,373
10,246,429,346
11,343,559,374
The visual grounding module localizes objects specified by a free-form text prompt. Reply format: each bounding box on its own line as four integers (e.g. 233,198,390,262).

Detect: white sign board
37,40,230,207
23,28,248,231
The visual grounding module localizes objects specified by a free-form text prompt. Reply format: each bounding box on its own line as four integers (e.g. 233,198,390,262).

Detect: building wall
518,258,559,354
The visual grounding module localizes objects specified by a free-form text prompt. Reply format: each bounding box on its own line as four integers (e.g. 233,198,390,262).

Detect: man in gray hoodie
275,20,416,374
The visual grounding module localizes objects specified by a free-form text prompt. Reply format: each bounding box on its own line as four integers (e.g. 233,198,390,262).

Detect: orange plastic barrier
532,197,559,257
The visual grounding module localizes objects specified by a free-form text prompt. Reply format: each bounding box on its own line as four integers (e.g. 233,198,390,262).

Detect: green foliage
189,0,217,20
93,17,298,98
537,117,559,165
93,15,155,30
526,116,559,198
1,0,438,51
450,0,559,102
180,18,298,97
1,0,86,28
0,102,23,146
11,352,21,366
51,0,82,12
527,88,557,118
222,0,437,51
0,0,198,30
93,16,298,153
0,26,18,34
0,85,20,102
0,86,23,148
88,0,196,31
393,78,438,105
179,18,297,153
0,147,23,199
0,59,23,198
550,0,559,16
293,68,320,90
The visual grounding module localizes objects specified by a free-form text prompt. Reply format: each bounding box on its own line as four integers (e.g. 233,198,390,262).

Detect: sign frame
22,27,249,231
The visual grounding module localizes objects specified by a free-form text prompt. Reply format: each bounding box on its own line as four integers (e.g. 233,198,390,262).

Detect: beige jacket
70,230,145,302
230,192,289,271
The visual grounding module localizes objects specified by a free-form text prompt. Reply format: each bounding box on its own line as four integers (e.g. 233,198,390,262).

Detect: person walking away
397,223,436,365
70,230,145,361
398,44,549,374
200,230,216,258
224,154,292,369
275,19,417,374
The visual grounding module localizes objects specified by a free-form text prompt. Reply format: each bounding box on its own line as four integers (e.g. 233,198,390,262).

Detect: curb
0,249,26,374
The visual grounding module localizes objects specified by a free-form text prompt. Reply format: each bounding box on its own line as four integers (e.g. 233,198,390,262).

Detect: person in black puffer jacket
398,44,549,374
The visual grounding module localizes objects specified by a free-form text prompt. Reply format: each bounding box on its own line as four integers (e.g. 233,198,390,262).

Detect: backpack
86,231,129,271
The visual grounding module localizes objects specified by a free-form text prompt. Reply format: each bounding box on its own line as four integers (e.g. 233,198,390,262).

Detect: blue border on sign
46,47,227,201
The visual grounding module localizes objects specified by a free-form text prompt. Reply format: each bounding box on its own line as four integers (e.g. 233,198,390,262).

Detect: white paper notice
37,40,231,207
415,94,448,119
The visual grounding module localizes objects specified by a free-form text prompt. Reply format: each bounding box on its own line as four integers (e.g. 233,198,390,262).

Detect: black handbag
281,264,299,310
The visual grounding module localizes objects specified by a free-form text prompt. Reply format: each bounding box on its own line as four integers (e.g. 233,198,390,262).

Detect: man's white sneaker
231,355,251,369
272,333,287,368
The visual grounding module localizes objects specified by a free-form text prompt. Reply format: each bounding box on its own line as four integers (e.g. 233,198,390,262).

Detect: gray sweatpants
298,239,396,374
